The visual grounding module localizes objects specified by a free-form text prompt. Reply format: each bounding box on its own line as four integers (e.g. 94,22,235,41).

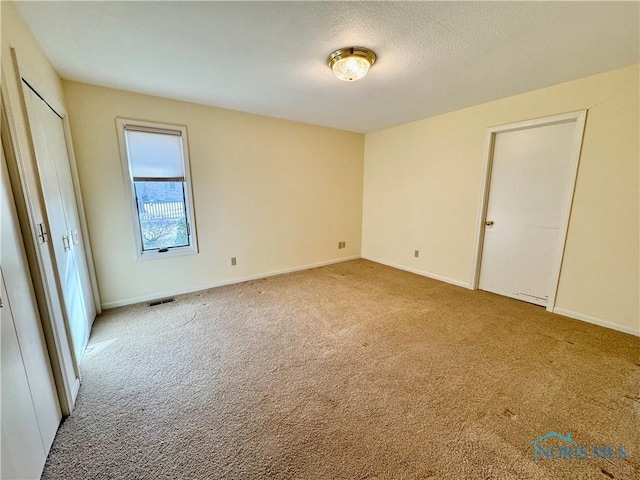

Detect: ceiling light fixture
327,47,377,82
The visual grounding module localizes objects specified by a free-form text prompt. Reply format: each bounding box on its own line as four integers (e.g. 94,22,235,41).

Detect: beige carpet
42,260,639,479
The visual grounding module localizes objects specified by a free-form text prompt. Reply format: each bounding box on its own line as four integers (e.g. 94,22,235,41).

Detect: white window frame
116,118,198,261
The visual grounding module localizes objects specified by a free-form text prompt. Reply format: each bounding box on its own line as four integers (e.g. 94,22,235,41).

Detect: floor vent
148,297,175,307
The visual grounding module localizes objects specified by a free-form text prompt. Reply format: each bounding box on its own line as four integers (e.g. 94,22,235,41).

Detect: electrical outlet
231,257,237,266
414,250,419,258
338,241,346,249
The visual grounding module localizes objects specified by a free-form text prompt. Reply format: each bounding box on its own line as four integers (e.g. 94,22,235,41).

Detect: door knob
485,220,494,226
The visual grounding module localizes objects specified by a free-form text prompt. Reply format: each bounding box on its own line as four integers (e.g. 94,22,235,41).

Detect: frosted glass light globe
332,56,371,81
327,47,377,82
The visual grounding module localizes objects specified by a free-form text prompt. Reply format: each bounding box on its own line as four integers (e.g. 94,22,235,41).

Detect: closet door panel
38,91,95,324
1,272,48,480
1,151,61,448
23,86,89,364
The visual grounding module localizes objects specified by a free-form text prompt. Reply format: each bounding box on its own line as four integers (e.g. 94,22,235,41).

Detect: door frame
470,110,587,312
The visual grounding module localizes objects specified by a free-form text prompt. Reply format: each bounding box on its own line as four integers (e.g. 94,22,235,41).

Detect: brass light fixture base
327,47,377,81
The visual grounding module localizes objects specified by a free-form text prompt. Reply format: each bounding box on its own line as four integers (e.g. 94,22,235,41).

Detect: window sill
136,245,198,262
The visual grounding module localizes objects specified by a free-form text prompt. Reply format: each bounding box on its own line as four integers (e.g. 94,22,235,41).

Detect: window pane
134,181,189,251
126,130,185,179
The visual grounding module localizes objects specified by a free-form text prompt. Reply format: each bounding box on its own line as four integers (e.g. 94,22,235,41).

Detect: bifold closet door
0,272,48,480
1,150,61,479
23,83,95,365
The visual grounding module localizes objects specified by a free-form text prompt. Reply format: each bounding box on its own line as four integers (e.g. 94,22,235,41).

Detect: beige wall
63,81,364,307
363,65,639,335
1,2,65,105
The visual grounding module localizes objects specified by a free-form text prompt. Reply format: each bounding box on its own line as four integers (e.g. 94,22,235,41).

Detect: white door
1,272,48,480
41,91,96,322
1,150,62,458
23,83,95,364
2,100,80,414
1,148,62,478
478,118,580,307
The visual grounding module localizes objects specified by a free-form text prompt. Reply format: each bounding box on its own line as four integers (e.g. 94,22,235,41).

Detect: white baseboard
553,308,640,337
102,256,638,339
362,255,472,289
101,256,361,309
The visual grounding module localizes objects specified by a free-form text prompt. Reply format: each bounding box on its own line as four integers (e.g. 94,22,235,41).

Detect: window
116,119,197,260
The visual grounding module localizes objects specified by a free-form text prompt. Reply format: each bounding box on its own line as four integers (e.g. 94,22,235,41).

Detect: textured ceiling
13,1,640,133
